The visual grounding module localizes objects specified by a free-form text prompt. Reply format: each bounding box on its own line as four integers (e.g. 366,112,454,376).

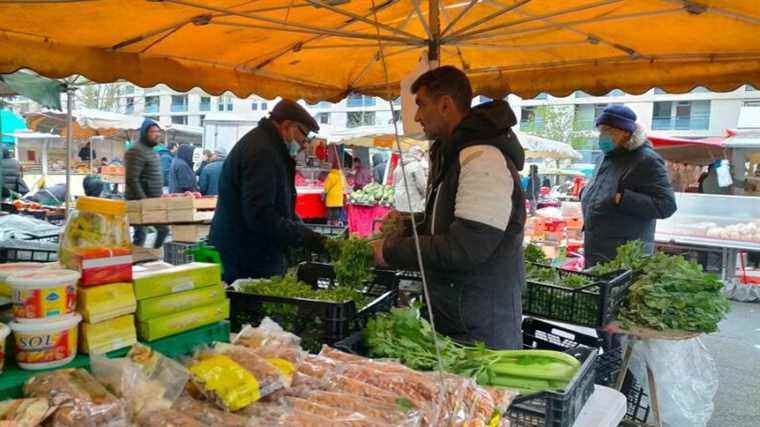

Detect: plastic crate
523,263,633,328
304,223,348,237
0,239,58,262
163,241,195,265
296,262,399,299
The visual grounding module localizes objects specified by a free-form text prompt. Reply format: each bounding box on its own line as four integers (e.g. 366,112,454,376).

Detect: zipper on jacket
430,184,442,234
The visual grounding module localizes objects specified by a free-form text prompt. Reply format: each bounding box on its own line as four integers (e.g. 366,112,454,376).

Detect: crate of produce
163,241,196,265
0,239,58,262
295,261,399,298
228,276,397,352
523,263,633,328
304,222,348,237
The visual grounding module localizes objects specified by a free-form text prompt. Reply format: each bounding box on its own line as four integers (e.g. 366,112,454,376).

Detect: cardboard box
137,283,225,321
171,224,210,242
137,299,229,341
132,262,221,300
80,315,137,354
78,282,136,323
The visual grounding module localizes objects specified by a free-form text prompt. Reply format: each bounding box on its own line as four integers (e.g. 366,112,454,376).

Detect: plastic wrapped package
305,390,420,426
127,344,189,407
322,374,401,406
318,345,370,364
134,409,205,427
0,398,57,426
283,397,388,426
234,320,305,367
629,337,719,427
187,344,284,411
23,368,128,427
172,395,250,426
296,354,339,380
59,197,132,286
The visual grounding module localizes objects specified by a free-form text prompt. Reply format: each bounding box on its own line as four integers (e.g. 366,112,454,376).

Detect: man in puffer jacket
169,144,198,193
125,119,169,248
1,148,29,198
393,145,428,213
581,104,677,267
373,66,526,350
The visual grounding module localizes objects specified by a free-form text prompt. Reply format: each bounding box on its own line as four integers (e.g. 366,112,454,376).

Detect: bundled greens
364,306,583,394
524,243,594,289
593,241,731,332
325,236,375,289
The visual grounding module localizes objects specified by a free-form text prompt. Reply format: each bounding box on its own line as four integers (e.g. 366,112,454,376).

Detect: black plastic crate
0,239,58,262
523,264,633,328
296,262,399,299
163,241,195,265
304,223,348,237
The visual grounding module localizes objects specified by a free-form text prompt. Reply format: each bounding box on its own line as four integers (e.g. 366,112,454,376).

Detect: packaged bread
23,368,127,427
134,409,204,427
172,395,249,426
0,398,57,427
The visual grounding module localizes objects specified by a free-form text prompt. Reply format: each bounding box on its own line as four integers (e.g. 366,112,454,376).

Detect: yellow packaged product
78,282,136,323
132,262,221,300
136,283,225,321
80,315,137,355
137,299,229,341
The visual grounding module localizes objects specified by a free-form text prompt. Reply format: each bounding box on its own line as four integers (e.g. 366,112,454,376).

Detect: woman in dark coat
168,144,198,193
581,105,677,267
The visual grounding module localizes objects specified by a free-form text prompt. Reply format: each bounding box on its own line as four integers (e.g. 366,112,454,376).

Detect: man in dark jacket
169,144,198,193
1,148,28,198
125,119,169,248
199,147,226,196
209,99,326,283
372,153,387,184
581,104,677,267
373,66,526,350
157,142,176,192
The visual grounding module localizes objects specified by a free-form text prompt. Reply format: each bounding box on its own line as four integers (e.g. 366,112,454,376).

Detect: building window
316,112,330,125
654,88,667,95
607,89,625,97
573,104,608,131
346,94,375,107
652,101,710,130
171,115,187,125
317,101,332,108
199,115,205,126
144,96,159,114
226,98,233,111
519,106,544,132
251,102,258,111
124,85,135,95
218,99,224,111
145,115,159,122
393,97,401,105
200,96,211,112
125,97,134,114
690,86,709,93
747,84,757,91
171,95,187,113
534,92,548,100
574,90,591,98
347,111,375,128
261,102,267,110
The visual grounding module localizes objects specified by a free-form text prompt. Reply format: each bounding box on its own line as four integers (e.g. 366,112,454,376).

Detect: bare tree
79,83,121,111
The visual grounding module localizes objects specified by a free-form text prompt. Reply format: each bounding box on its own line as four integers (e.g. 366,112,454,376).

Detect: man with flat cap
210,99,326,283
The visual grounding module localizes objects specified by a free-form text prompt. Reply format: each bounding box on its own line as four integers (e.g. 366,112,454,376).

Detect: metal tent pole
65,86,73,217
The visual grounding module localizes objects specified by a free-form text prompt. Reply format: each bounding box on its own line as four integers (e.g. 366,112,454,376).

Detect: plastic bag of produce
233,317,305,366
0,398,58,426
629,337,719,427
23,368,128,427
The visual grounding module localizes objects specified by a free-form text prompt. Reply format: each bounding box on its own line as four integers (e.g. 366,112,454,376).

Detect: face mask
288,140,301,157
598,134,616,154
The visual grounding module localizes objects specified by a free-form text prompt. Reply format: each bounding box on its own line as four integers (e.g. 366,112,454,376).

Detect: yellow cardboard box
137,283,225,321
132,262,221,300
78,282,136,323
80,314,137,354
137,299,229,341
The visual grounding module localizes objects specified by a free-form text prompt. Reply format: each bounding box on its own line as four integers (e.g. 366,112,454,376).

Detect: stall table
346,203,392,237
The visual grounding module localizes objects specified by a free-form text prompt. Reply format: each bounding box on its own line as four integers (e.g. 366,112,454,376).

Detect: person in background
372,152,387,184
199,147,227,196
25,183,67,206
323,159,346,226
698,160,730,195
209,99,326,283
169,144,198,194
1,148,28,199
156,142,177,193
581,104,677,267
196,149,213,178
373,66,526,349
352,157,372,190
83,175,105,197
99,157,108,168
393,146,428,213
78,141,96,162
125,119,169,248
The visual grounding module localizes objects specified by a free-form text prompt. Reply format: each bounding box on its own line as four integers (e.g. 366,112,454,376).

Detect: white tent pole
65,86,73,216
89,137,93,173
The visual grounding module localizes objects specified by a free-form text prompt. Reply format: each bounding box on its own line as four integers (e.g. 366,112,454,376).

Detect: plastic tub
10,313,81,370
8,269,80,320
0,323,9,373
0,262,47,297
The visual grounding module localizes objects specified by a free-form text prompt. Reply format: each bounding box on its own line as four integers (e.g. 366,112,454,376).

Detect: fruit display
348,183,394,206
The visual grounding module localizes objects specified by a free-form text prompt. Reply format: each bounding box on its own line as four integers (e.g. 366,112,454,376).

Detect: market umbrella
0,1,757,103
514,131,581,160
648,134,726,165
0,72,64,111
328,126,428,151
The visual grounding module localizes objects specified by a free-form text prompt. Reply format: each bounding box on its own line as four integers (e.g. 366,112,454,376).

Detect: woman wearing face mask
580,104,677,267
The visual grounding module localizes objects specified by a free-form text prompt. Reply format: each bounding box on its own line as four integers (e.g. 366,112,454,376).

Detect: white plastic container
0,323,10,373
8,269,80,320
10,313,82,370
0,262,47,297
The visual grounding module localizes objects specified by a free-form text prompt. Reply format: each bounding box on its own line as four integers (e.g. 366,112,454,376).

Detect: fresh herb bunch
593,241,731,332
524,243,549,264
325,236,375,289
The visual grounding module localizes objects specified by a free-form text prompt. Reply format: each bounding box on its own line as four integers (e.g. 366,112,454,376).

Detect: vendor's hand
614,193,622,205
303,230,326,254
371,239,388,267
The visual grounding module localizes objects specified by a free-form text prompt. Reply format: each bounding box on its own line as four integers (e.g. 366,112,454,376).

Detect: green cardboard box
137,299,229,341
137,283,226,321
132,262,221,300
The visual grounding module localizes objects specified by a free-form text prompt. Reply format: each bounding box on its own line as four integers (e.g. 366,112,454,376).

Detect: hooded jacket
199,155,225,196
125,119,163,200
169,144,198,193
372,153,387,184
581,126,677,267
393,147,428,213
383,100,526,349
209,118,322,283
1,149,28,197
156,145,174,187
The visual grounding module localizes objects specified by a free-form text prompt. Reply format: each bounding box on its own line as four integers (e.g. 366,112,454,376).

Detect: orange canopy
0,1,758,101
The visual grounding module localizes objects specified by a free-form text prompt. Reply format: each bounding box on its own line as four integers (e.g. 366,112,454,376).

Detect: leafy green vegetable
524,243,549,264
325,236,375,289
348,183,394,206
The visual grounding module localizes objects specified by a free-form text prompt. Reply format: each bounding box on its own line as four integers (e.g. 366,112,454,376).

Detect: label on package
14,328,77,364
12,285,77,319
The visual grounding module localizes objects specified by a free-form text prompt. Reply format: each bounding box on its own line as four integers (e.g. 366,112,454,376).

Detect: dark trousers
133,225,170,248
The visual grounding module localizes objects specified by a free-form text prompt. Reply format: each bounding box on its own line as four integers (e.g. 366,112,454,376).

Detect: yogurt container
10,313,81,370
0,262,47,297
0,323,9,373
8,269,80,320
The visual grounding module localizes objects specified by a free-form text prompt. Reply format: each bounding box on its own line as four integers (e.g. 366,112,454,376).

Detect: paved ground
703,301,760,427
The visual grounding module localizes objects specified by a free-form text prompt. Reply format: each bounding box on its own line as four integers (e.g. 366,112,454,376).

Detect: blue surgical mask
288,140,301,157
598,135,616,154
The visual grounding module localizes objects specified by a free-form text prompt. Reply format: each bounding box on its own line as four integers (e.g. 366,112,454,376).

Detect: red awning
648,135,727,165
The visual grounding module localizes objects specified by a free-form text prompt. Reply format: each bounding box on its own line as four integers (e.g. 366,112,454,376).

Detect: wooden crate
171,224,211,242
166,196,217,210
168,209,214,223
